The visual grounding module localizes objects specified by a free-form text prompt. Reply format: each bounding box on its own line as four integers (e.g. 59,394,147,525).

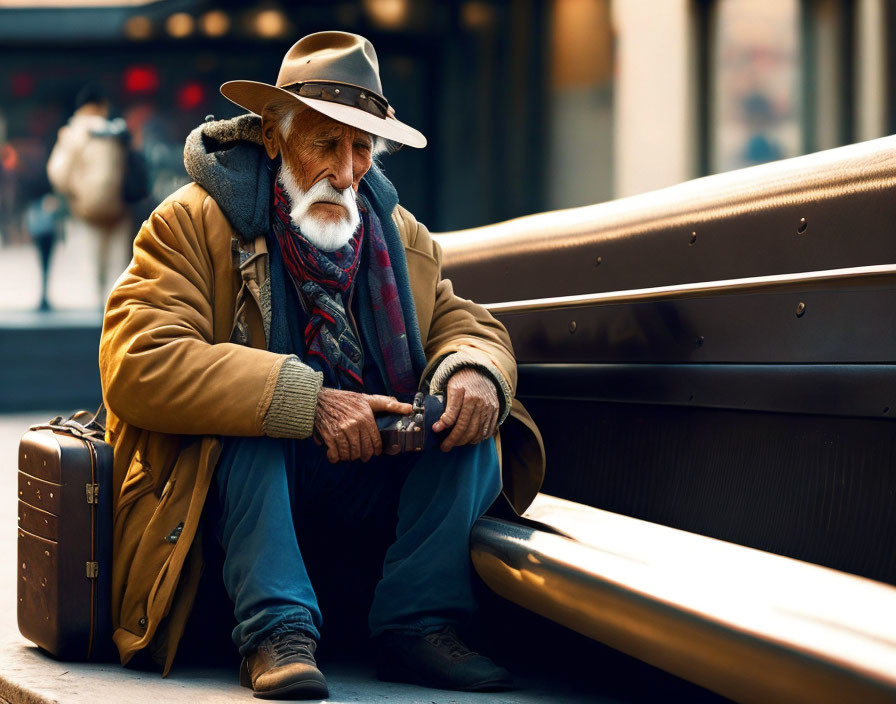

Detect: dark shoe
239,631,329,700
373,625,513,692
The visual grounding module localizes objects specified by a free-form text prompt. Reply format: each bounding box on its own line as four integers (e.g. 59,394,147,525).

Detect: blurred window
710,0,802,172
547,0,614,209
809,0,851,150
707,0,853,173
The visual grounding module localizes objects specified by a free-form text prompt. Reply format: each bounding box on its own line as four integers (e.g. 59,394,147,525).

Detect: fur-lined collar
183,114,271,241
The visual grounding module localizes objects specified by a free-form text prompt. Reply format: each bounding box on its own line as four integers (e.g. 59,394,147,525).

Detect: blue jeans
213,435,502,656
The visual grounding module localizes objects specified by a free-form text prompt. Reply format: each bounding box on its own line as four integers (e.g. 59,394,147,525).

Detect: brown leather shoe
239,631,329,700
374,625,513,692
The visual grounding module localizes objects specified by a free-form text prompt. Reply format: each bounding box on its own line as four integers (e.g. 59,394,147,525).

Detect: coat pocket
117,440,204,638
116,453,154,516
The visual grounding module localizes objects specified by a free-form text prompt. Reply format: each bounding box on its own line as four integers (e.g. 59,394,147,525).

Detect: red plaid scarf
270,179,416,395
271,180,364,389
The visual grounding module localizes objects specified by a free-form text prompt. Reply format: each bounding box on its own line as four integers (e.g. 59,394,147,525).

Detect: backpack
48,116,128,227
70,128,127,225
123,148,150,204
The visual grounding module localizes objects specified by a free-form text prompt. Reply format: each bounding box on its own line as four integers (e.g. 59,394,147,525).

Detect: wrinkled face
262,105,373,250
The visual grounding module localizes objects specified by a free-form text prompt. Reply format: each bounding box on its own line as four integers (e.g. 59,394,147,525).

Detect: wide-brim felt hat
221,31,426,150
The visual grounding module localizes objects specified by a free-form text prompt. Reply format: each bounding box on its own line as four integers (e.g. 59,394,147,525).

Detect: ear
260,112,280,160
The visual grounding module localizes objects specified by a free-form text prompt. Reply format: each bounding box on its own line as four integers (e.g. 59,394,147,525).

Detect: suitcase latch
85,483,99,504
86,561,99,579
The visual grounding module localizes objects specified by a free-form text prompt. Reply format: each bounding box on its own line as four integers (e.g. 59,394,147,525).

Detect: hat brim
220,80,426,149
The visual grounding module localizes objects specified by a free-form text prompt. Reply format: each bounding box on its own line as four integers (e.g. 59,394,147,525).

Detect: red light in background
124,66,159,94
177,82,205,110
11,73,35,98
1,144,20,171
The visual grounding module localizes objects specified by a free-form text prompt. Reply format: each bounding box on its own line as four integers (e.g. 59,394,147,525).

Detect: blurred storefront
0,0,551,242
613,0,889,198
0,0,892,248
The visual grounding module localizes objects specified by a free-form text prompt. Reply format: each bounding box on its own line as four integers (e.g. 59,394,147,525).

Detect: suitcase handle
30,404,107,442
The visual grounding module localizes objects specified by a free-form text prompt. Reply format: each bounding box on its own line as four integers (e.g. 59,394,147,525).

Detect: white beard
278,161,360,251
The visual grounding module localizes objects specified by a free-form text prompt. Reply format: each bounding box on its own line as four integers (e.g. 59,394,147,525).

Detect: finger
441,398,476,451
359,426,374,462
441,405,476,451
466,404,492,446
481,404,496,437
357,400,383,457
471,407,490,444
346,423,362,462
335,432,352,463
384,443,401,455
366,412,383,458
433,386,464,433
326,442,340,463
464,400,491,446
486,408,499,439
366,395,413,415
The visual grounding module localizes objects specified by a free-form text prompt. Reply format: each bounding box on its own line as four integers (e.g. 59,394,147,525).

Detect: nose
326,140,354,191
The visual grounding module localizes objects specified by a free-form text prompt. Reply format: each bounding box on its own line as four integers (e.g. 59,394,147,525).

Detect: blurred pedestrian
740,91,784,166
24,193,62,311
46,84,135,302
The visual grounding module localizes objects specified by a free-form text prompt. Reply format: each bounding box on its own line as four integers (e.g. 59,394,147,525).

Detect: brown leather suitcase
17,409,114,660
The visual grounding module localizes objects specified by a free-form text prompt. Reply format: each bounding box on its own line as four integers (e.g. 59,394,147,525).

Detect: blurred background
0,0,893,411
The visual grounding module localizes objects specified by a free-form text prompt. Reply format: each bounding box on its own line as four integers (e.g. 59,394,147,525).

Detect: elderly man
99,32,543,700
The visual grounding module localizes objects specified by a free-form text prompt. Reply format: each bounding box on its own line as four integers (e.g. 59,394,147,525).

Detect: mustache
277,162,360,250
294,179,356,214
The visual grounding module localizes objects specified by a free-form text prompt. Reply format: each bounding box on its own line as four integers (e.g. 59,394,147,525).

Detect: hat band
282,81,389,119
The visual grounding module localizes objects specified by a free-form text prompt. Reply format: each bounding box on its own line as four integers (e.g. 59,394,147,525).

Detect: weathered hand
432,367,499,452
314,387,413,463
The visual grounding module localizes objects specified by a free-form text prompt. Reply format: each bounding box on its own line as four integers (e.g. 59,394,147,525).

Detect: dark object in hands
377,392,445,453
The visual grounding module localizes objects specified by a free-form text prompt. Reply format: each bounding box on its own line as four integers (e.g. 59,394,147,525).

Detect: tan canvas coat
99,181,545,674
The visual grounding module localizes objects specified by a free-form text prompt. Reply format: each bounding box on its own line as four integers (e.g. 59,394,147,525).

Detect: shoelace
267,632,315,661
424,626,477,660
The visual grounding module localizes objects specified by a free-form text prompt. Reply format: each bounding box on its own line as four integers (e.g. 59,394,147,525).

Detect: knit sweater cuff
428,350,513,425
262,356,324,438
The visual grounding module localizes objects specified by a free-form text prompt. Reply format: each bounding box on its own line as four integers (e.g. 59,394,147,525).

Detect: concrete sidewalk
0,413,606,704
